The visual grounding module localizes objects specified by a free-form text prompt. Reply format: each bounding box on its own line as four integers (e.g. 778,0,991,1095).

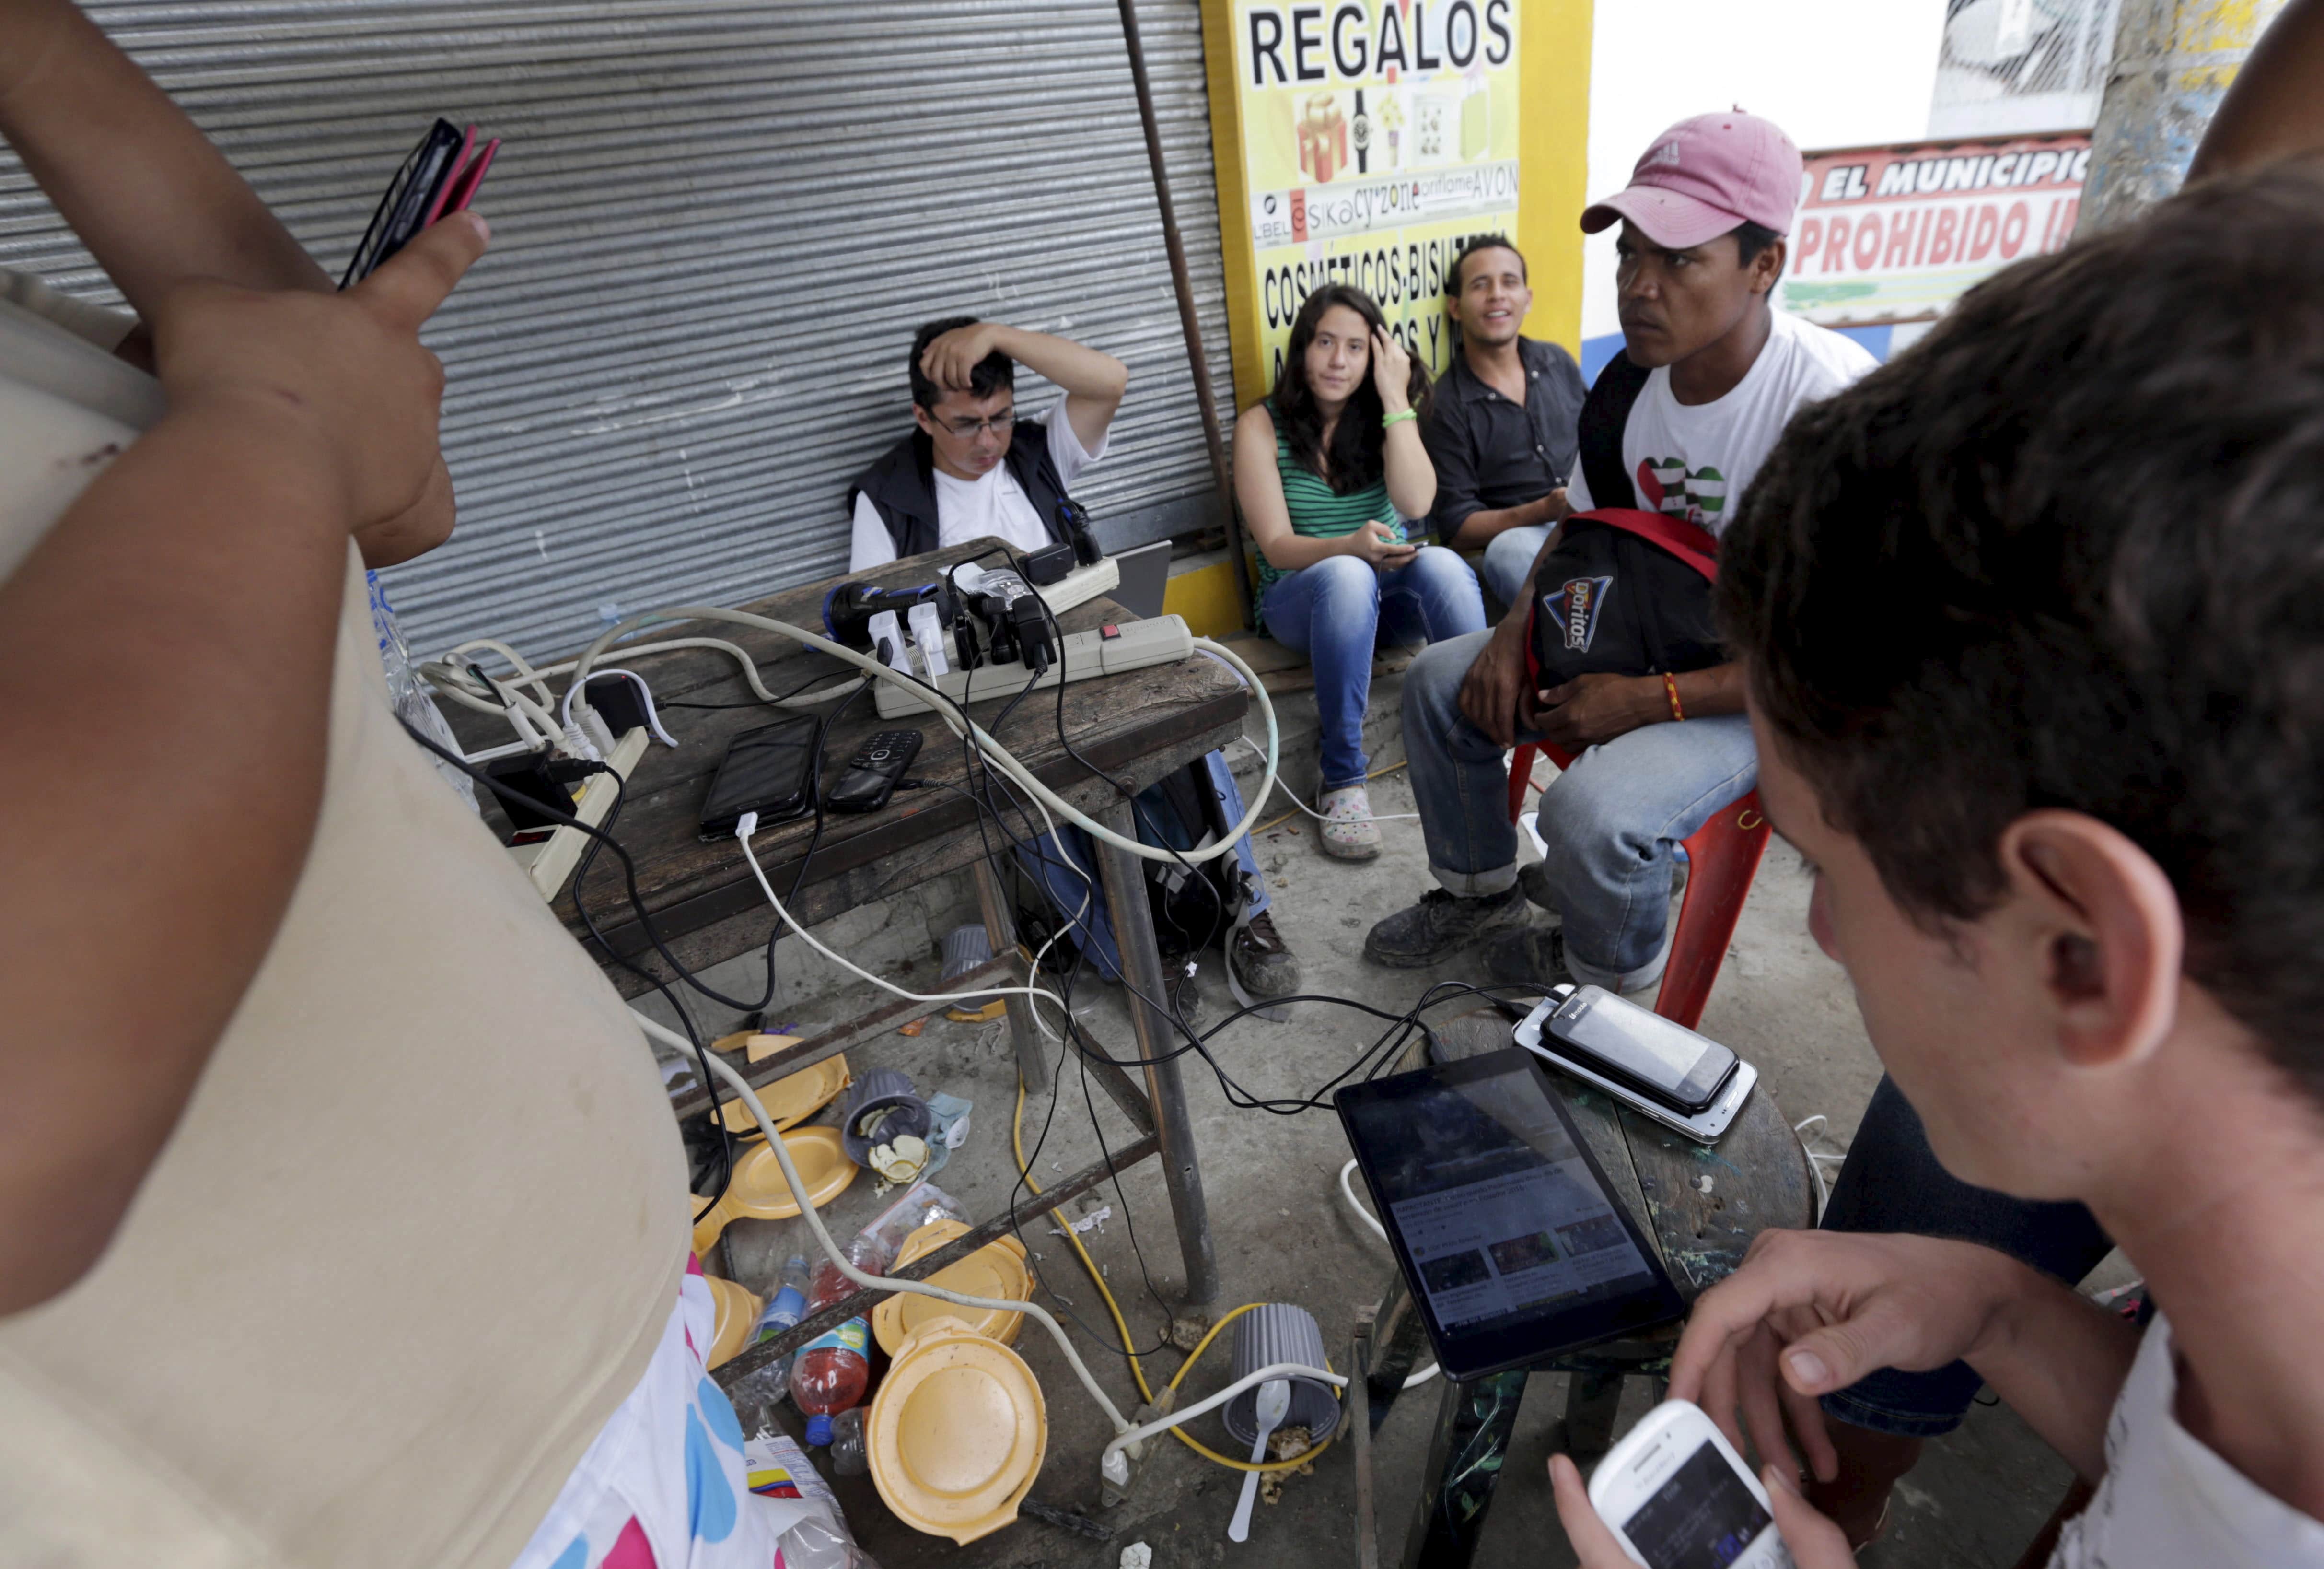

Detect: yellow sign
1214,0,1523,392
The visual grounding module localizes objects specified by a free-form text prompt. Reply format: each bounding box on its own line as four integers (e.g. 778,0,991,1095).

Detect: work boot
1518,860,1560,915
1228,910,1303,1001
1481,925,1573,990
1364,885,1530,968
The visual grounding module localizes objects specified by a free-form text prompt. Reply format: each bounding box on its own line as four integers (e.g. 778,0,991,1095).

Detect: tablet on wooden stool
1335,1049,1685,1382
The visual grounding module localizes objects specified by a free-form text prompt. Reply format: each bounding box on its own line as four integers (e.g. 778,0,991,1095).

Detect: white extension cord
640,1008,1345,1488
568,604,1279,868
1336,1159,1439,1390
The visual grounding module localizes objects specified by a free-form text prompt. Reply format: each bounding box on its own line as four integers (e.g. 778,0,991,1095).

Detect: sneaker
1228,910,1303,1001
1316,784,1383,860
1481,925,1573,990
1364,885,1530,968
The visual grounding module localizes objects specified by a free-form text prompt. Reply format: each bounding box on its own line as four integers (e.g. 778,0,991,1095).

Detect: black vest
847,422,1074,561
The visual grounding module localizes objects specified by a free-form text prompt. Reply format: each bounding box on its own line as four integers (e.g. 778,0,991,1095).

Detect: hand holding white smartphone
1586,1399,1795,1569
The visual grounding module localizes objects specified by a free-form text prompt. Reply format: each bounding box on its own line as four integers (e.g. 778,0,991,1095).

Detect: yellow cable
1012,1081,1339,1475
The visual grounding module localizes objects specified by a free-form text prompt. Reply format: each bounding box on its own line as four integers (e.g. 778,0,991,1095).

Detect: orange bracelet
1662,671,1686,723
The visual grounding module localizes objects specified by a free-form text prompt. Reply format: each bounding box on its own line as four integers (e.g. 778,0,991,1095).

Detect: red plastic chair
1505,740,1771,1030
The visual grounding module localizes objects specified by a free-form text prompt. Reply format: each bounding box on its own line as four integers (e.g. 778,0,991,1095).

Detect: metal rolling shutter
0,0,1234,657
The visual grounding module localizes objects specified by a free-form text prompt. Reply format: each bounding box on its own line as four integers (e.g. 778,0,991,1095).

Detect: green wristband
1382,408,1417,430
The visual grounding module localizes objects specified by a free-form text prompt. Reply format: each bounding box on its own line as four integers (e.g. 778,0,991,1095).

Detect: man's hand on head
919,321,1008,393
1533,672,1662,749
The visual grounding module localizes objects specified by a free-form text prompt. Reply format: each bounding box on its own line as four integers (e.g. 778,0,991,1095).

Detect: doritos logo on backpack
1523,509,1724,694
1547,574,1615,653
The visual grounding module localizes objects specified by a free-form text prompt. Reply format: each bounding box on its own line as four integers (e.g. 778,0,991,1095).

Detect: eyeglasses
940,409,1016,438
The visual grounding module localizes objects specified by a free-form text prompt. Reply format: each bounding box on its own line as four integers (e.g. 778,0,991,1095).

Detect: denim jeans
1480,522,1555,609
1817,1077,2115,1438
1401,629,1759,992
1262,546,1487,790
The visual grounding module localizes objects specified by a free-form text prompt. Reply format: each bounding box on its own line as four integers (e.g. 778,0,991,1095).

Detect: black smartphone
698,717,819,841
1544,986,1739,1113
342,119,465,288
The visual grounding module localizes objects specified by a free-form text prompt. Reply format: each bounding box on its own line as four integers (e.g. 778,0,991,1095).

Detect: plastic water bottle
729,1355,790,1422
828,1406,869,1477
754,1255,811,1343
791,1240,883,1446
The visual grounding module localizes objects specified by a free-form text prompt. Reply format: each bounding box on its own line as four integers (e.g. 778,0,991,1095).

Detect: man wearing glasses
846,315,1306,1017
848,316,1127,568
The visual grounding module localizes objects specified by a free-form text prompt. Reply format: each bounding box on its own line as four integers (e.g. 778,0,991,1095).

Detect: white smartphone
1586,1399,1794,1569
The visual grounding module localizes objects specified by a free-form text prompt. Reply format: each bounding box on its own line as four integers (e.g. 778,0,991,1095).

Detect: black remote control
825,728,923,814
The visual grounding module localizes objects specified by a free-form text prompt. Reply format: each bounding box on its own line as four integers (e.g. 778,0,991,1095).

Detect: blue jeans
1481,522,1555,609
1262,547,1487,790
1401,629,1759,992
1818,1078,2115,1437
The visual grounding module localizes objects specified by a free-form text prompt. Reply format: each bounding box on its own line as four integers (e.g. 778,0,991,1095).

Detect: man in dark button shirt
1424,234,1588,608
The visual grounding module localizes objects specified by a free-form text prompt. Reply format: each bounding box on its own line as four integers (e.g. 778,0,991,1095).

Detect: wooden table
1351,1010,1814,1569
444,539,1244,1373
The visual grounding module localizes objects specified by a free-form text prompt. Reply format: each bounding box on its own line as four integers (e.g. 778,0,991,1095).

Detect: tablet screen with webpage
1336,1048,1684,1380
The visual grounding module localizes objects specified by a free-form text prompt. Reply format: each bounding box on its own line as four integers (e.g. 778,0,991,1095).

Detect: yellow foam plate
717,1053,850,1136
690,1126,857,1254
867,1316,1047,1545
704,1275,763,1371
872,1220,1032,1357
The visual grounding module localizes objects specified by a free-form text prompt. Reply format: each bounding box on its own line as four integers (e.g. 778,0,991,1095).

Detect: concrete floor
653,762,2096,1569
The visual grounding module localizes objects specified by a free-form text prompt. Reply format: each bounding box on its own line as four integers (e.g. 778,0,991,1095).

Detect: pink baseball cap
1580,109,1803,249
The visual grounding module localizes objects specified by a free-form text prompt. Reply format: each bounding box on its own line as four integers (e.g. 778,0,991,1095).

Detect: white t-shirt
2053,1314,2324,1566
848,408,1103,569
1566,309,1876,538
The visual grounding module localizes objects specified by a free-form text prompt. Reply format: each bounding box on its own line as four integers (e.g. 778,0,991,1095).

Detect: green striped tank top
1257,408,1403,607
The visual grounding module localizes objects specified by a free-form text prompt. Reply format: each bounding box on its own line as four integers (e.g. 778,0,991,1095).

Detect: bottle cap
805,1412,834,1447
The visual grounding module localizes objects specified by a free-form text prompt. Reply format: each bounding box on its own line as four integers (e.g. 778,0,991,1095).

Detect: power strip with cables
871,613,1193,718
508,725,650,900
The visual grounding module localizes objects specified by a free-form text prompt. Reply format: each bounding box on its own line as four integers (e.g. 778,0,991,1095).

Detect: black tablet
1336,1048,1685,1382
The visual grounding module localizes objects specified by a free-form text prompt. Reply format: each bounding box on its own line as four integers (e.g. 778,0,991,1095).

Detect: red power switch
1099,624,1121,640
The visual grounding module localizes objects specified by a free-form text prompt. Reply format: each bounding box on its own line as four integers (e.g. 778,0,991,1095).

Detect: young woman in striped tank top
1233,284,1487,858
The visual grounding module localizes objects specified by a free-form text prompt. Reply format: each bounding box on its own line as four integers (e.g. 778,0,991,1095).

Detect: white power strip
509,726,650,901
872,614,1193,718
1033,556,1119,617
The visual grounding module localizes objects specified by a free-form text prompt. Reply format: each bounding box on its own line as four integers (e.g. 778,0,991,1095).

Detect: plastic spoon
1228,1377,1290,1543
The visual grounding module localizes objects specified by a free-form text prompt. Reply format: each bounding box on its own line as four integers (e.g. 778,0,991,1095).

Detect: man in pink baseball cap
1581,107,1804,252
1371,103,1875,1057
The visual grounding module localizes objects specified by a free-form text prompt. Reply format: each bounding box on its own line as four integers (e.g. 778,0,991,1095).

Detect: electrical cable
424,632,862,718
1009,1081,1346,1475
656,1010,1358,1480
562,603,1281,868
399,710,784,1016
418,584,1570,1471
1793,1113,1847,1222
